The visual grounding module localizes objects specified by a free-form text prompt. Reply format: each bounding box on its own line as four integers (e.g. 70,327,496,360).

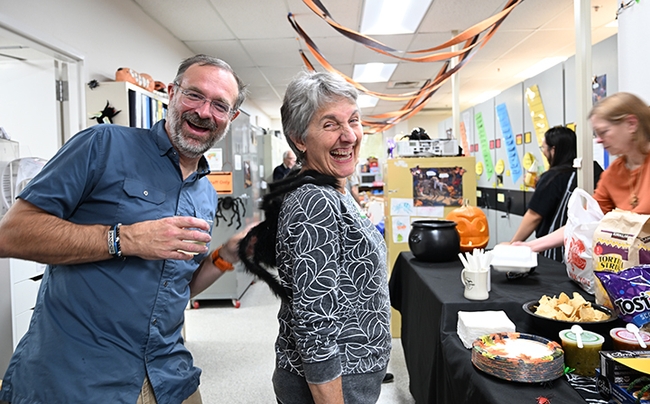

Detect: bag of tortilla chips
592,209,650,307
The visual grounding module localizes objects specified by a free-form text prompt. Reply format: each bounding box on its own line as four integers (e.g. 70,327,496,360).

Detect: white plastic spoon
626,323,647,348
571,324,584,349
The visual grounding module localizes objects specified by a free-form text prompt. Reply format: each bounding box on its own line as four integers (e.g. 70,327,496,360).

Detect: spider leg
215,200,226,226
233,199,243,229
240,197,247,217
227,207,235,227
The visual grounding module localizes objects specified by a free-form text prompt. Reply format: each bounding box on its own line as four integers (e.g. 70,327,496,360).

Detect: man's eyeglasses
173,84,234,119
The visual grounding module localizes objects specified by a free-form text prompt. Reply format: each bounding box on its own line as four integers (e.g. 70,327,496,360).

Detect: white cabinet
85,81,168,128
0,258,46,374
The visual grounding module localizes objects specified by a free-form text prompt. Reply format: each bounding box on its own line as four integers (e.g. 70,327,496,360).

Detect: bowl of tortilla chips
522,292,622,348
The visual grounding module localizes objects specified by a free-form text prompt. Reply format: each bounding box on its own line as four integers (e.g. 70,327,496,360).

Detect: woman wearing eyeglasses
517,92,650,254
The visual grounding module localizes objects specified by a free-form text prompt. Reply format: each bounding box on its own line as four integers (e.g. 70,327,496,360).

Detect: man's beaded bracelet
107,223,123,258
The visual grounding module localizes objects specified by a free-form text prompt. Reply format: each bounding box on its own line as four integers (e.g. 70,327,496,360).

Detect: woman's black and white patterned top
275,183,391,384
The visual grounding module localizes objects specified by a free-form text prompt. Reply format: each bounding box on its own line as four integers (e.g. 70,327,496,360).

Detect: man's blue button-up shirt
0,120,218,404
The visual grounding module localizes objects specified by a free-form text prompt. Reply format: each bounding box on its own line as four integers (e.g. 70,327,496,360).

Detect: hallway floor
185,280,415,403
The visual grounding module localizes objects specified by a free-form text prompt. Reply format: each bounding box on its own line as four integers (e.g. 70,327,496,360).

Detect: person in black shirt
272,150,296,181
510,126,601,262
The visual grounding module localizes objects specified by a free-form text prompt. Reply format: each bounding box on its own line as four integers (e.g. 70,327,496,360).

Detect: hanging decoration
288,0,523,134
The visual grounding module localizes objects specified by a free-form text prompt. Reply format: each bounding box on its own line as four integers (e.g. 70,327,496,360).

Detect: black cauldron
408,220,460,262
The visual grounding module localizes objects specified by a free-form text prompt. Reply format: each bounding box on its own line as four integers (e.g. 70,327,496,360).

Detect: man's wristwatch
211,246,234,271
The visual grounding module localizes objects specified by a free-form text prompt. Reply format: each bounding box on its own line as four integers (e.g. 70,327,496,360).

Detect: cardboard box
598,351,650,403
600,351,650,385
597,373,650,404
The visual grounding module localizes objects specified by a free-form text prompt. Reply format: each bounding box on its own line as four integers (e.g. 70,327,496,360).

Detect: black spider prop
402,126,430,141
90,101,121,124
237,170,339,302
215,196,247,229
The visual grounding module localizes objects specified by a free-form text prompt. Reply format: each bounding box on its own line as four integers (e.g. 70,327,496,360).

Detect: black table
389,252,610,404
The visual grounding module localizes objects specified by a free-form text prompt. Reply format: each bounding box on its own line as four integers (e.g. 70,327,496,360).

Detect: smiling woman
281,71,364,188
240,71,392,404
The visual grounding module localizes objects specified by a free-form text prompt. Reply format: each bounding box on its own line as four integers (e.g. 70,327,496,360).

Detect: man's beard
167,105,230,159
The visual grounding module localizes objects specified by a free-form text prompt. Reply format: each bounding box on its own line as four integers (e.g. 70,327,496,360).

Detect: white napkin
457,310,516,349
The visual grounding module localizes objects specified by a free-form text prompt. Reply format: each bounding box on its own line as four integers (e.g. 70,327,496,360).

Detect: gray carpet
185,280,415,403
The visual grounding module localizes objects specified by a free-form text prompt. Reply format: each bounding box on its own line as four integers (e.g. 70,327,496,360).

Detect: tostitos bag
564,188,604,294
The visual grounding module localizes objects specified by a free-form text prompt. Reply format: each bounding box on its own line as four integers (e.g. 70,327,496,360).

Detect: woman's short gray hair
281,71,359,162
173,54,248,111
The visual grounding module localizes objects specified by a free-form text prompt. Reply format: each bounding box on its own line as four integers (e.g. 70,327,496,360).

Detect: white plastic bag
564,188,604,294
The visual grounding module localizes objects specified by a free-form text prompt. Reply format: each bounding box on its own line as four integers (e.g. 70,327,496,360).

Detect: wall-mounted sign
205,148,223,171
208,172,233,194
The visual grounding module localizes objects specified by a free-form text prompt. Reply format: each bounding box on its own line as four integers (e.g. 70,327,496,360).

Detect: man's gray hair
280,71,358,162
173,54,248,111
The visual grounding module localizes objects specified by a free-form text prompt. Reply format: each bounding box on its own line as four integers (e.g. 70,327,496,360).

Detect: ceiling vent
387,80,426,89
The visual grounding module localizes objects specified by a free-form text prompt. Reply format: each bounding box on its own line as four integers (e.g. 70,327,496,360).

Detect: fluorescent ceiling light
357,94,379,108
360,0,433,35
515,57,567,80
471,90,501,105
353,62,397,83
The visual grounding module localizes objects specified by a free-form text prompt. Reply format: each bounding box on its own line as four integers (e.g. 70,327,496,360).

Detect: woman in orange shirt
520,92,650,253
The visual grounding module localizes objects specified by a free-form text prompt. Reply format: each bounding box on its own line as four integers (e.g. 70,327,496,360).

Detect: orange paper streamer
289,0,523,134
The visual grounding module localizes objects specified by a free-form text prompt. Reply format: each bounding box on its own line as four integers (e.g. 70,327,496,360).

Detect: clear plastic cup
610,327,650,351
559,329,604,376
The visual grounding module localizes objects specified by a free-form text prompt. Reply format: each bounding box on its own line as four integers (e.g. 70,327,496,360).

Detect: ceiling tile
184,40,255,67
125,0,618,130
134,0,234,41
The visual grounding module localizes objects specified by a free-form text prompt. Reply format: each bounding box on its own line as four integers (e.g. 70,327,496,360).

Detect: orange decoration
446,200,489,252
115,67,155,92
290,0,523,134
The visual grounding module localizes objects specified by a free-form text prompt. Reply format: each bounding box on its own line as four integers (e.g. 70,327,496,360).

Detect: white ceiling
0,0,619,124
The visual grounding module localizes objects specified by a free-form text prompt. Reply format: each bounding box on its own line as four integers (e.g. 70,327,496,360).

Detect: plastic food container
610,327,650,350
490,244,537,273
559,329,604,376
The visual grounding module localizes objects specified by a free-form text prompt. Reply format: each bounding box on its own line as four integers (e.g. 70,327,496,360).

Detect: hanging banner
459,122,470,156
525,85,550,170
496,103,523,183
475,112,494,180
461,110,473,157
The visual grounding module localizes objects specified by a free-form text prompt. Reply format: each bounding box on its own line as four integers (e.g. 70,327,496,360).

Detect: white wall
0,0,271,138
0,0,191,85
0,60,59,159
618,0,650,102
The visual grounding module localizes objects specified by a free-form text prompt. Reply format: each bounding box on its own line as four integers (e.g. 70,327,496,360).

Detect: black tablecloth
389,252,611,404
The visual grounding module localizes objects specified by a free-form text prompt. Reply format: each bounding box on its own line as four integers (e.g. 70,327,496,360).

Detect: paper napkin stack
457,310,516,349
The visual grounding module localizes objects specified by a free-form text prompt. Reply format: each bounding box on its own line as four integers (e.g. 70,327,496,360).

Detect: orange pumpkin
446,200,489,252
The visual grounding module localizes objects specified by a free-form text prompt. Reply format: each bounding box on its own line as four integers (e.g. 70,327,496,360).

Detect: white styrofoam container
490,244,538,273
